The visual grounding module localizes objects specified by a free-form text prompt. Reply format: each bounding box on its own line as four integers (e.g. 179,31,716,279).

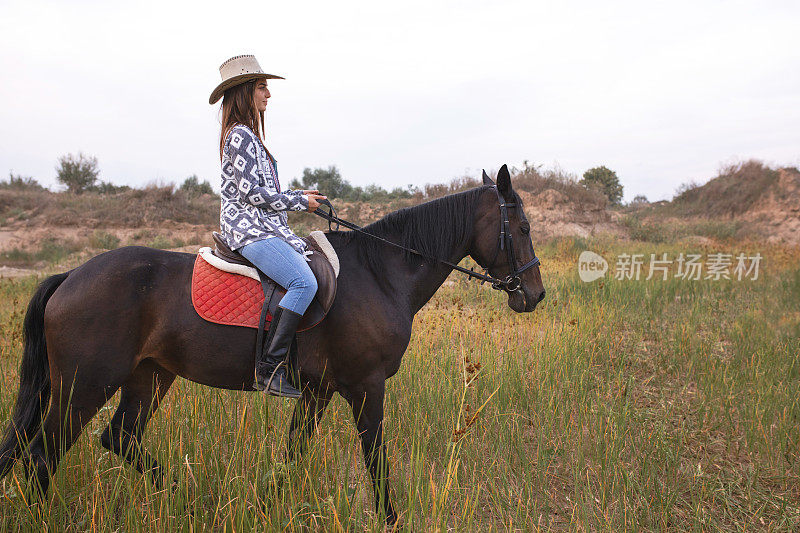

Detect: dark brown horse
0,166,544,524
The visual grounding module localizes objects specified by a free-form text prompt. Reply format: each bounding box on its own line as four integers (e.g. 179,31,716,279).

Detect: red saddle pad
191,254,271,329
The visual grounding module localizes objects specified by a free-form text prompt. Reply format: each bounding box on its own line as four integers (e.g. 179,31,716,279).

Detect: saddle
191,232,338,332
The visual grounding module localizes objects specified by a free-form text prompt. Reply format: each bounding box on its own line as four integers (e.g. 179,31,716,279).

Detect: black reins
312,188,540,293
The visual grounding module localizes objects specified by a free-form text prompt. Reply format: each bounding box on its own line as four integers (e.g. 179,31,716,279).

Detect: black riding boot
253,306,302,398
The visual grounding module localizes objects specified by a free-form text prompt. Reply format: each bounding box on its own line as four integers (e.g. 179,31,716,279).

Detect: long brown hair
218,79,267,160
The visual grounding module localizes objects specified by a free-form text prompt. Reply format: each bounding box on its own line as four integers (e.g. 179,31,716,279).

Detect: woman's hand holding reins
305,192,327,211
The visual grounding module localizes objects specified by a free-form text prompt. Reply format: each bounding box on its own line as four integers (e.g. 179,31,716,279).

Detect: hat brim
209,73,285,104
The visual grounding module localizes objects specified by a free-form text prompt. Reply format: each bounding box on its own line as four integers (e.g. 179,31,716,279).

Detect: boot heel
253,363,271,391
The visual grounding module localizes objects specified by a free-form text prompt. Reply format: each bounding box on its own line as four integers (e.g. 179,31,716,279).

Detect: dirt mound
737,168,800,243
666,161,800,244
521,189,624,241
0,186,218,229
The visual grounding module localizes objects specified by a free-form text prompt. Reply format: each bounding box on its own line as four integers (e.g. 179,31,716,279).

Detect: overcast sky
1,0,798,201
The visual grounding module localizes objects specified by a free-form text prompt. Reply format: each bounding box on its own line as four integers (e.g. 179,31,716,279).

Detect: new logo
578,251,608,282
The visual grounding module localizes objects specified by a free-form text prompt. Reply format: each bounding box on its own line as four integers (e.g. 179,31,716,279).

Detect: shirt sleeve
223,130,309,212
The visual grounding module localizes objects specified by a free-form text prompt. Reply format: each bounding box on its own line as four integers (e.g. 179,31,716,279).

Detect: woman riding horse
210,55,327,398
0,57,545,521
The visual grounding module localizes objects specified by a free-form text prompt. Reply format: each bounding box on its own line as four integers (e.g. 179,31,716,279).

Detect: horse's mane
327,187,488,277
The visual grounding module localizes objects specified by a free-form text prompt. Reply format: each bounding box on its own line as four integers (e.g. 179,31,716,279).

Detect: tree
180,175,214,197
630,194,648,206
580,166,623,205
290,166,352,199
289,165,417,201
56,152,99,194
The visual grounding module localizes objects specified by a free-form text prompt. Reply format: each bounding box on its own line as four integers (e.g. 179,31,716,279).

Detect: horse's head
469,164,546,312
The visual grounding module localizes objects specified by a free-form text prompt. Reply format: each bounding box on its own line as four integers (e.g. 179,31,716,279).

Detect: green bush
180,175,214,197
621,215,674,243
290,166,419,201
0,238,83,266
580,166,623,205
89,230,121,250
686,220,741,241
291,166,351,199
56,153,99,194
90,181,131,194
149,235,173,249
0,172,44,191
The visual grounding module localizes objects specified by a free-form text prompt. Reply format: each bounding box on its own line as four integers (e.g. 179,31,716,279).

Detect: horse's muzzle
511,287,545,312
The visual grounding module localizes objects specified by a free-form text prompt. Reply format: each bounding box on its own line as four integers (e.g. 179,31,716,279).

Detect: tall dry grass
0,237,798,530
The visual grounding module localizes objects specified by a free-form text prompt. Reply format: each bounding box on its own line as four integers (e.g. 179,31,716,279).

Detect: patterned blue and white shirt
220,124,309,253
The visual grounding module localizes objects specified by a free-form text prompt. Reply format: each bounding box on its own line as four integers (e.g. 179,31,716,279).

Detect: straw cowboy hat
209,54,284,105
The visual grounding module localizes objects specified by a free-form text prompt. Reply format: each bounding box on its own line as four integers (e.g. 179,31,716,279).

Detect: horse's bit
313,187,541,294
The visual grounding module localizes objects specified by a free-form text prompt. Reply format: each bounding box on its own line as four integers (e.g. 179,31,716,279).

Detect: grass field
0,236,798,531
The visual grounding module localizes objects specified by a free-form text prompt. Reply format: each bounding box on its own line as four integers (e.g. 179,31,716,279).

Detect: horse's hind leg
23,374,120,498
100,359,175,486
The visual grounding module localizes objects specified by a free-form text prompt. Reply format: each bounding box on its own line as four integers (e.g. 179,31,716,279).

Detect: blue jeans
240,237,318,315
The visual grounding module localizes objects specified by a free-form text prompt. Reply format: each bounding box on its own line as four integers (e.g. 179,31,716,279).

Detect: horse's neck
327,193,478,314
327,230,468,314
406,257,464,314
378,231,469,314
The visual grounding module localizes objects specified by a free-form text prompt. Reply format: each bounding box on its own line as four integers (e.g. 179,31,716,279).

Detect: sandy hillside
1,162,798,278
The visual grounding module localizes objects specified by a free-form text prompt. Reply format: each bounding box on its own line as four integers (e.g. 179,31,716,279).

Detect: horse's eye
520,222,530,234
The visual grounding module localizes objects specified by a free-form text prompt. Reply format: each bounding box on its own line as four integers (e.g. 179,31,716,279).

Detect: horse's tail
0,271,69,478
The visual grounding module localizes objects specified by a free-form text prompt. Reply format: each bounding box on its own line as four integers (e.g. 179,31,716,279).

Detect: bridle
312,187,541,294
486,185,541,293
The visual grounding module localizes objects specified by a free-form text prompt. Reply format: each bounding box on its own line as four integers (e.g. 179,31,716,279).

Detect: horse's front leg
345,377,398,525
286,386,333,462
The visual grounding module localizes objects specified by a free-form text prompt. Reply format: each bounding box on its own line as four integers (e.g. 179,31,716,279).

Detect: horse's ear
482,169,494,186
497,164,512,198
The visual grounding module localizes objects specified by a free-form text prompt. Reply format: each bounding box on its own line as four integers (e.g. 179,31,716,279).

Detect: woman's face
254,79,270,112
